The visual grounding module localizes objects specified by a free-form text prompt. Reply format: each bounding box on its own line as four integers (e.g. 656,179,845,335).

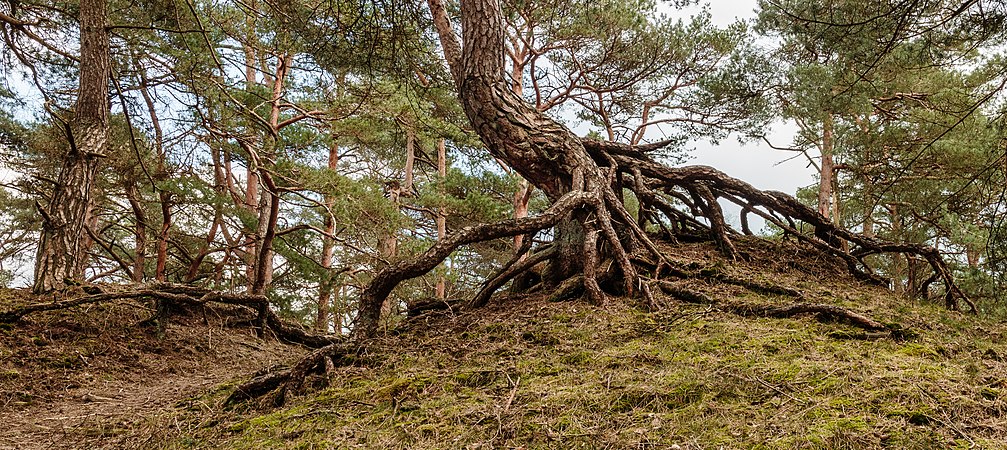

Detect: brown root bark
658,281,889,332
470,243,554,308
0,283,340,348
225,341,359,407
600,149,972,313
352,191,595,338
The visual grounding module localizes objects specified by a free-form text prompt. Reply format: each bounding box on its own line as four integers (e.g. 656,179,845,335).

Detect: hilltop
4,237,1007,449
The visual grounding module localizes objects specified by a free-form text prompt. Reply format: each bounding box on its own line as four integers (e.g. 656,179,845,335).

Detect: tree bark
137,67,171,282
505,29,534,256
124,180,146,282
818,113,835,221
430,0,611,285
353,191,593,338
155,194,171,281
404,126,416,195
435,138,447,299
33,0,109,292
316,143,339,332
512,180,532,253
243,158,260,292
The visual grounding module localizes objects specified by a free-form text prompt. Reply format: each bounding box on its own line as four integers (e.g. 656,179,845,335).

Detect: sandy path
1,329,300,449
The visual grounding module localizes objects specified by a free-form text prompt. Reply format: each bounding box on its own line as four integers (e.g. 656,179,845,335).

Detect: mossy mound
163,240,1007,449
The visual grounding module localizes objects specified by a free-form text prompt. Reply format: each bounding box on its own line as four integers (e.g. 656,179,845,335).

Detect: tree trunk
244,161,260,292
251,169,279,296
404,126,416,195
124,181,147,282
33,0,109,293
435,138,447,299
137,67,171,282
434,0,604,284
818,113,835,222
888,204,904,294
966,245,981,269
512,180,532,253
316,143,339,332
378,184,400,324
253,186,275,290
506,36,534,256
155,193,171,281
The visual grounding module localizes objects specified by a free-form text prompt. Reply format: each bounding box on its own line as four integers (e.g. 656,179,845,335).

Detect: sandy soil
0,304,303,449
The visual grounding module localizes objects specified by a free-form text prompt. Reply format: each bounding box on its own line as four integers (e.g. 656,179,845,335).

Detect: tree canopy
0,0,1005,339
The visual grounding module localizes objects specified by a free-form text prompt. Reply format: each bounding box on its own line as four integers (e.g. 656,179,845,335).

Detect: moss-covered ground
158,240,1007,449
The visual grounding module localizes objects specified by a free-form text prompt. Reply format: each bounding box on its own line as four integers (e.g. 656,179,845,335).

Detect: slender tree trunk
185,144,227,282
33,0,109,292
404,127,415,195
155,195,171,281
244,167,260,292
253,186,274,289
240,17,261,291
251,170,278,295
512,180,532,253
124,181,146,282
378,183,400,321
316,143,339,332
508,44,533,255
861,167,874,238
435,138,448,299
907,255,918,298
818,113,835,222
255,54,293,293
243,54,291,293
137,68,171,281
889,204,904,294
966,246,981,269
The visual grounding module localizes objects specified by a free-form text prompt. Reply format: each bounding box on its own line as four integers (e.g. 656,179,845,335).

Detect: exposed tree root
344,142,970,340
226,0,972,406
406,298,465,318
632,256,805,299
657,281,889,332
353,191,595,338
224,341,361,407
470,244,554,308
0,283,340,348
601,150,973,312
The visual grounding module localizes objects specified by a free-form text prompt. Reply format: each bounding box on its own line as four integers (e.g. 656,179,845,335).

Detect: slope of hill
0,297,300,450
4,237,1007,449
173,238,1007,449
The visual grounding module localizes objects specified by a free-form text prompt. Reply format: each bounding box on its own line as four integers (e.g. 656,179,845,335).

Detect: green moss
560,350,592,365
898,343,941,358
453,370,497,388
165,261,1007,449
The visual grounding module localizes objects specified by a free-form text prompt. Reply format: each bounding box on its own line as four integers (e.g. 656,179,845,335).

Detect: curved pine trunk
455,0,608,282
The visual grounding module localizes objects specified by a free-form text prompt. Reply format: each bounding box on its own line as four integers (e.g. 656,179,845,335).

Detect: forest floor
5,237,1007,449
0,297,299,449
